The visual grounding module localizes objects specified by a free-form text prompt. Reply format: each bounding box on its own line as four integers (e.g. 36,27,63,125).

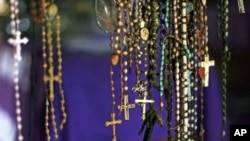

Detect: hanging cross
8,30,29,62
118,95,135,120
43,68,60,102
135,90,155,120
105,113,122,141
199,55,215,87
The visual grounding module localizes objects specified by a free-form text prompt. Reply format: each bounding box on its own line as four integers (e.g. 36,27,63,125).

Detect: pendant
45,4,58,21
95,0,117,33
140,27,149,41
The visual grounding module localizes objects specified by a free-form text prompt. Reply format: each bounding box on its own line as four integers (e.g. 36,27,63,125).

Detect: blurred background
0,0,250,141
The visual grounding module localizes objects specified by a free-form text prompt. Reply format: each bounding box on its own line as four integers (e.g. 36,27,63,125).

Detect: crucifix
199,55,215,87
8,31,29,62
134,88,155,120
118,95,135,120
105,113,122,141
43,70,60,102
8,30,28,141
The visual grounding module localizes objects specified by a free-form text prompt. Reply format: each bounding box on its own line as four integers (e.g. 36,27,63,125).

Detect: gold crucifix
8,30,28,62
43,68,60,102
199,55,215,87
105,113,122,141
118,95,135,120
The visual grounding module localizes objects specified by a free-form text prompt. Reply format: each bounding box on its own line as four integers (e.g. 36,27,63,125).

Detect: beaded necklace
172,0,182,140
42,2,67,140
147,0,160,91
187,1,197,140
196,1,205,140
180,0,189,140
218,0,230,140
166,0,174,140
105,53,122,141
8,0,29,140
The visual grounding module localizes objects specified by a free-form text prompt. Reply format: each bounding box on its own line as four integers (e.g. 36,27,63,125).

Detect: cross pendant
8,31,29,62
237,0,245,14
118,95,135,120
43,68,60,102
105,113,122,141
199,55,215,87
135,90,155,120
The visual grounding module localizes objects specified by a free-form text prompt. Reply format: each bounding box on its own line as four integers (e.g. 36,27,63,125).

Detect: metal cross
43,68,60,102
105,113,122,141
199,55,215,87
118,95,135,120
135,90,155,120
8,30,28,62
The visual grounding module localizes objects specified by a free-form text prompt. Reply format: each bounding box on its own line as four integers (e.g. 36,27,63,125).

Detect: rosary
217,0,230,140
8,0,28,140
30,0,67,140
96,0,231,141
2,0,235,140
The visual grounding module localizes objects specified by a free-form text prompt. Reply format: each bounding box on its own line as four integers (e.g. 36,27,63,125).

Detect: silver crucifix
8,30,29,62
134,87,155,120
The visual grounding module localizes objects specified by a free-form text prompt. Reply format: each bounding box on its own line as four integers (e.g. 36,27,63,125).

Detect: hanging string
159,0,167,111
188,1,198,140
165,0,174,140
162,0,172,139
147,0,160,90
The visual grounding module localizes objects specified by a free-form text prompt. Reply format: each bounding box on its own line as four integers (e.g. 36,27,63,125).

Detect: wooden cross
135,90,155,120
8,31,28,62
199,55,215,87
105,113,122,141
43,68,60,102
118,95,135,120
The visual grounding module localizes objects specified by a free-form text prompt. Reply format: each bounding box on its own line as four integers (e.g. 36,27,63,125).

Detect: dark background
0,0,250,141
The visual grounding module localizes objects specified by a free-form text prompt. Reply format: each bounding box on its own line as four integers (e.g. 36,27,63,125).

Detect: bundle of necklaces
95,0,231,141
4,0,233,140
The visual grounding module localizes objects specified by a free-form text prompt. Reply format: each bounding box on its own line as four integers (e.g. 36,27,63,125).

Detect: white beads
9,0,24,140
18,135,23,141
